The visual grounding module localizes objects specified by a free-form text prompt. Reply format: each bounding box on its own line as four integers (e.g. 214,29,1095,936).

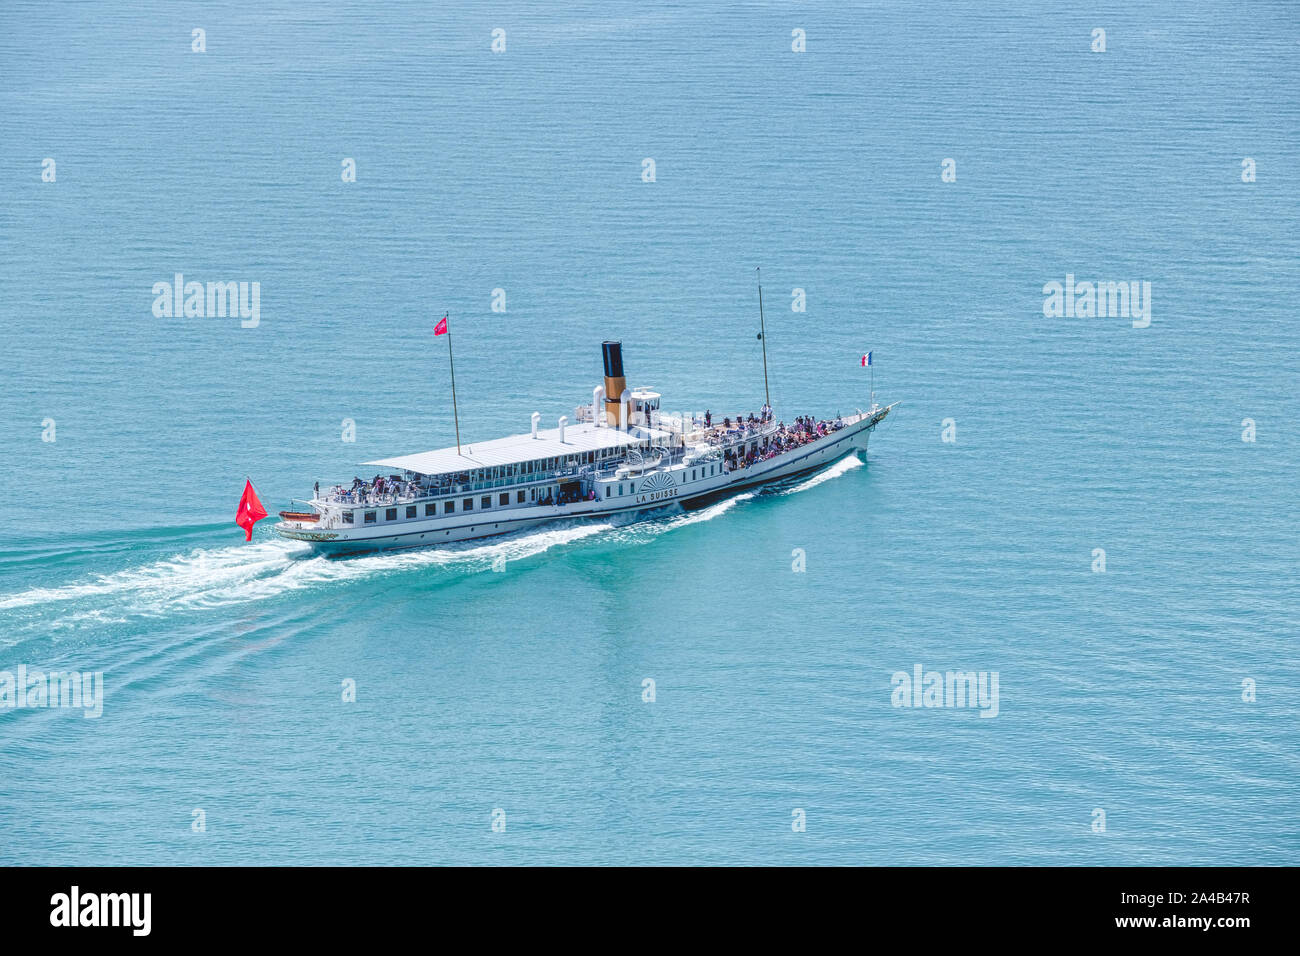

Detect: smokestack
558,415,568,443
531,411,541,438
602,341,627,428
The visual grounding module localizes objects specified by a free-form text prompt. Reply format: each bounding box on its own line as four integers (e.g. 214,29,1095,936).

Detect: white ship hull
276,406,890,557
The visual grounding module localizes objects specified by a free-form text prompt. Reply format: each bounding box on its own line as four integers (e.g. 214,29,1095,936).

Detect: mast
757,267,771,409
445,313,461,454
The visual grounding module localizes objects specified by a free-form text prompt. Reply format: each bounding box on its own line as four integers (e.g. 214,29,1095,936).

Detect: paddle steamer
275,341,894,555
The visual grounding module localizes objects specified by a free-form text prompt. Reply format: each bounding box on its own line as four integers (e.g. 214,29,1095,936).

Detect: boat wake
776,454,863,494
0,524,602,625
0,458,857,632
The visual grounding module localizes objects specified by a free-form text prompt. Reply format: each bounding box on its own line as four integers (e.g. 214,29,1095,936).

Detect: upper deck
364,420,669,477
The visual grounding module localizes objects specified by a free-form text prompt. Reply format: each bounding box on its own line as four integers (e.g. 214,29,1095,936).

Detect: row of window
343,489,532,524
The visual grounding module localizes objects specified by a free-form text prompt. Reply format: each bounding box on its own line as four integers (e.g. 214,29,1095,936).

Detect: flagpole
445,313,461,454
757,267,770,410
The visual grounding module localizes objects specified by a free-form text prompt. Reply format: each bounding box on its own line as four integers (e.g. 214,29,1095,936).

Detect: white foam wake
0,521,609,619
778,454,863,494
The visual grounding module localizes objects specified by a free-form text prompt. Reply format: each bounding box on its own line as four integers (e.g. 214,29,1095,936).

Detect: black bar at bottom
0,865,1278,942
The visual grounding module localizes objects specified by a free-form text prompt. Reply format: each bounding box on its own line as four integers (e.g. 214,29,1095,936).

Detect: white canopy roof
364,422,669,476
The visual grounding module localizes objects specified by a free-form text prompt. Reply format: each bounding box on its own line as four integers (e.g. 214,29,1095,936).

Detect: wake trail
0,456,862,625
777,454,863,494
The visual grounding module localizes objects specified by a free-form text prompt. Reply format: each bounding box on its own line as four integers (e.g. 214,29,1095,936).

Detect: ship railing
323,488,424,507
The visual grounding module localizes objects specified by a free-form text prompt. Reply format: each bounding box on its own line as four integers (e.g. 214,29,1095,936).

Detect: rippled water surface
1,1,1297,864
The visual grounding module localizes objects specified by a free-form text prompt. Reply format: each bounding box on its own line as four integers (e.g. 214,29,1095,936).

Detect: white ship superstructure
275,341,894,555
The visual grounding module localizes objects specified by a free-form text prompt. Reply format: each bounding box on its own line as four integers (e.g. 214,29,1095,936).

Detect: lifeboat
278,511,320,522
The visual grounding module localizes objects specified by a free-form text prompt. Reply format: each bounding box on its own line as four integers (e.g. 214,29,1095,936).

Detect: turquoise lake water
1,1,1297,864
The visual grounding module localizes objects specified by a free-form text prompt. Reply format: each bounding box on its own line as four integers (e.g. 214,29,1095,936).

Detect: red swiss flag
235,479,268,541
434,316,448,336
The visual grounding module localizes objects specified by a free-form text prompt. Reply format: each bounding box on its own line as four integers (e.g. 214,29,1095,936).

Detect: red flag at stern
236,479,268,541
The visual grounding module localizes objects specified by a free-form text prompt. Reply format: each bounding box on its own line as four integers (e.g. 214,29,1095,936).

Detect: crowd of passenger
720,413,846,471
321,474,428,504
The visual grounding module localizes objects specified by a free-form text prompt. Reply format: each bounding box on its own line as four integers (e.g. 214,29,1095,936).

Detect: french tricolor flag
861,351,873,367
